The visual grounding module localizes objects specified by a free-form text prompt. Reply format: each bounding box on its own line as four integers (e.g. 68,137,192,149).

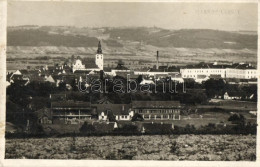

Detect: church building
72,41,104,73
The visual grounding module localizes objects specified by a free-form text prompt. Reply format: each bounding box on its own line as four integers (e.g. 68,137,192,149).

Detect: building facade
132,101,181,120
180,62,257,80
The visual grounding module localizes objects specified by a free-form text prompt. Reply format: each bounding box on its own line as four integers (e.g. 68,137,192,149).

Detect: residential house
93,104,133,121
223,92,242,100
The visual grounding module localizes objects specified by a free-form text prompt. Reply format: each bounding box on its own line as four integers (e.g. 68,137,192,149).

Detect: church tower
95,41,104,70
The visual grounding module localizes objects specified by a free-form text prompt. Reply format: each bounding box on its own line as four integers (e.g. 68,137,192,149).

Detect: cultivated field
5,135,256,160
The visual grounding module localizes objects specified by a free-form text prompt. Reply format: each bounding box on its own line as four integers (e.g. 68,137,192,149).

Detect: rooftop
132,101,181,108
183,62,256,70
51,101,91,109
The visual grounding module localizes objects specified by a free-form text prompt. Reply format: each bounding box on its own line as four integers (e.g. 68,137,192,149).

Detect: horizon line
7,25,258,32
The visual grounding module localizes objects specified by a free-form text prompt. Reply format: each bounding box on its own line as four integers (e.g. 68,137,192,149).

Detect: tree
131,113,144,122
228,114,246,124
204,78,225,98
107,111,116,122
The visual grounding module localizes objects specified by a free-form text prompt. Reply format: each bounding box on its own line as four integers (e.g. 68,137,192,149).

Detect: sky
7,1,258,31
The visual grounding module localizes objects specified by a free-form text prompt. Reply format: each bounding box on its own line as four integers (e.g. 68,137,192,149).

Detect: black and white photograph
0,0,259,165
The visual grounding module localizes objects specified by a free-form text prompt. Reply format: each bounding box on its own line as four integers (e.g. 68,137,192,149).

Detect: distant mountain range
7,26,257,49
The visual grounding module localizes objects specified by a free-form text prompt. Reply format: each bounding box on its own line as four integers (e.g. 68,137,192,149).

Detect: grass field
5,135,256,160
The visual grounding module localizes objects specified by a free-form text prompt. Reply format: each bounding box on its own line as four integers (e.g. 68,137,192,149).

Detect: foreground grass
5,135,256,160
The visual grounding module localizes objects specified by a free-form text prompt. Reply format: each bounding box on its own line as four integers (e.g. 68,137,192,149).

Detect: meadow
5,135,256,160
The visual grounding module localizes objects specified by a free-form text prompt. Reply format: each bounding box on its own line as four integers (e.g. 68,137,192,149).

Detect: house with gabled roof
223,92,242,100
93,103,134,121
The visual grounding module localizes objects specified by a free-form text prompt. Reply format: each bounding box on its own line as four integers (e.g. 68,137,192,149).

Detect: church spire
97,41,102,54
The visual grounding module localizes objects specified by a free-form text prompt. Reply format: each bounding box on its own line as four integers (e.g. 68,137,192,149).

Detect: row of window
143,114,178,119
120,115,129,119
183,75,196,78
184,70,223,73
136,109,180,114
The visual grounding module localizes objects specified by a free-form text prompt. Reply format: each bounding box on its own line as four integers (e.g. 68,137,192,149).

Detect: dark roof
85,63,99,69
29,75,46,82
115,72,139,79
197,75,208,79
6,73,13,81
12,79,29,86
20,70,29,75
230,63,256,69
51,101,91,109
80,58,99,69
114,64,129,71
209,74,222,79
224,91,243,97
97,97,113,104
183,62,256,70
185,63,228,69
132,101,181,109
11,74,23,80
6,122,20,133
149,66,179,72
93,104,131,115
73,70,91,74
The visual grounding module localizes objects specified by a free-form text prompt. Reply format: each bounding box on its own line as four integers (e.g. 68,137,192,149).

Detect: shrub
79,122,96,134
114,124,139,135
131,113,144,122
228,114,245,124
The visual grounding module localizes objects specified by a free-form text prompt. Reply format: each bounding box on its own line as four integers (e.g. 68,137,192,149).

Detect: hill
7,26,257,50
105,28,257,49
7,29,99,47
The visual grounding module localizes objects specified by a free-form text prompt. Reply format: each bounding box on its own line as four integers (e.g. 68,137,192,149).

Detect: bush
114,124,139,135
131,113,144,122
79,122,96,134
228,114,245,124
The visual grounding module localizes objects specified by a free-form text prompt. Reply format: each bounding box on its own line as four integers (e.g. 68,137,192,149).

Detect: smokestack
156,51,159,70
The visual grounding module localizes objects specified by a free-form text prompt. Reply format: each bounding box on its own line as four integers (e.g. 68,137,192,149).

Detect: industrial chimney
156,51,159,70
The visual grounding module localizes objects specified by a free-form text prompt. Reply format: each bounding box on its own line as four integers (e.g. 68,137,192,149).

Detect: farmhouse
93,104,133,121
223,92,242,100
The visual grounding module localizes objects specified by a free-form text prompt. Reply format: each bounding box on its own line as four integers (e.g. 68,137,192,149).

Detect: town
6,41,257,135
